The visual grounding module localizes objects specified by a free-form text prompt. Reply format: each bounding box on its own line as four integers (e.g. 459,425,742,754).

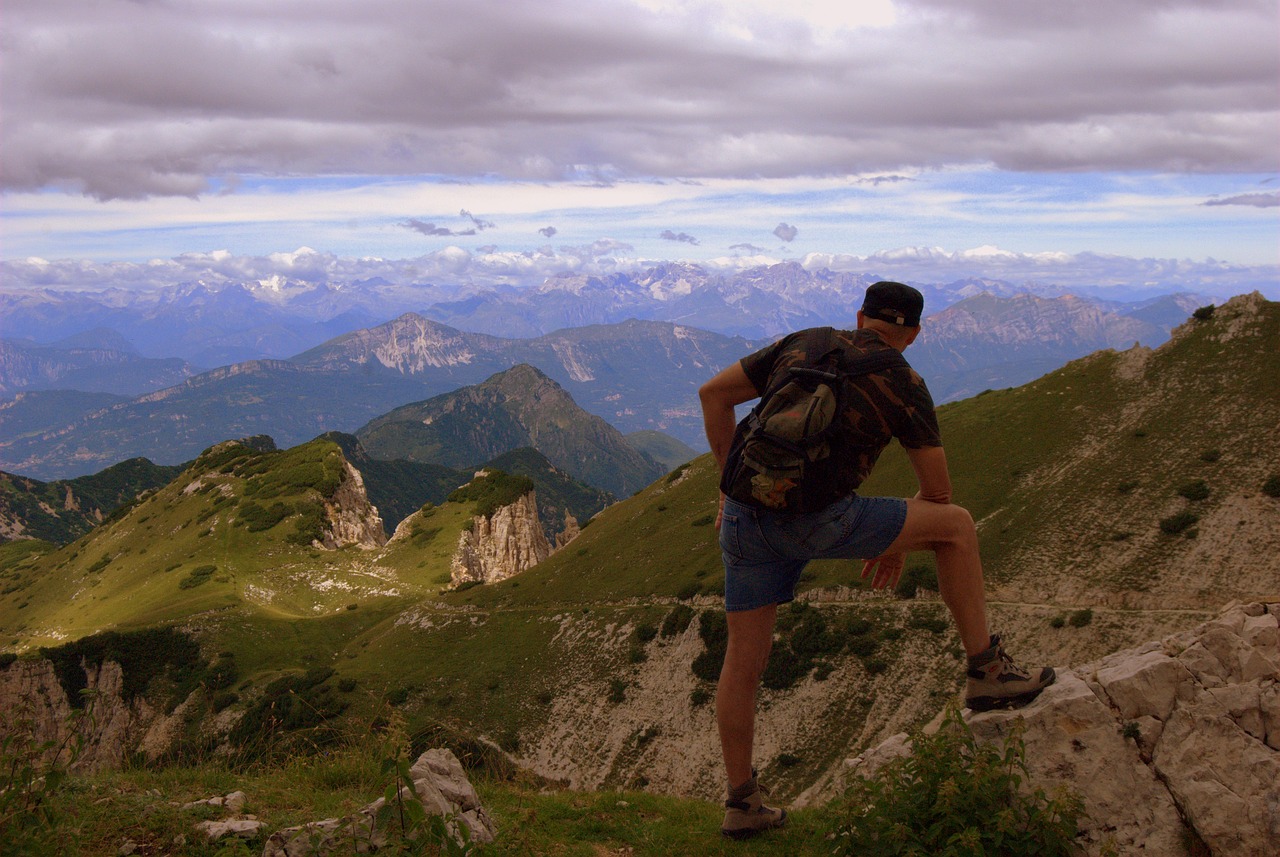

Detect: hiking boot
721,770,787,840
965,634,1056,712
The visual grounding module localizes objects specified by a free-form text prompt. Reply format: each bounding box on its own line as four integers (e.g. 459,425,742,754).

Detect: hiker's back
721,327,939,513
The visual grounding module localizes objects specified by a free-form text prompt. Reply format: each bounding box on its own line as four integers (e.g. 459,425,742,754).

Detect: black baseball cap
861,281,923,327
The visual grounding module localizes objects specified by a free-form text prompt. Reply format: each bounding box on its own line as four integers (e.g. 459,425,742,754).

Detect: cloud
659,230,699,244
1202,192,1280,208
403,210,496,237
730,242,768,253
539,226,558,237
403,219,460,236
773,223,799,242
460,209,496,230
2,0,1275,200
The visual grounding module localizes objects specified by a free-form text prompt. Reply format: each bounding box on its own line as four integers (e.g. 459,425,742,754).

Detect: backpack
720,328,908,514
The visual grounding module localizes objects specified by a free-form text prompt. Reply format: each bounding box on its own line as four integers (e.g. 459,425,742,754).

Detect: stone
263,748,495,856
194,818,265,843
1092,649,1190,720
225,790,247,813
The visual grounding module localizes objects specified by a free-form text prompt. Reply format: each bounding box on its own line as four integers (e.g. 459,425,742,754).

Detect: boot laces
997,646,1030,680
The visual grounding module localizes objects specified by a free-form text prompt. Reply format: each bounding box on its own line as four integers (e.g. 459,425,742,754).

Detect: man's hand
861,552,905,590
715,492,726,529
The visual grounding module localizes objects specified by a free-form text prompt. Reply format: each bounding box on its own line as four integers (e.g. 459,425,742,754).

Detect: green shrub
607,679,627,704
448,470,535,519
1159,511,1199,535
895,564,938,599
660,604,695,638
178,564,217,590
1262,475,1280,498
690,687,712,707
834,704,1083,857
675,581,702,601
39,627,206,710
1068,608,1094,628
1198,449,1221,463
1049,615,1066,629
690,611,727,682
228,667,347,758
1192,304,1215,320
237,500,292,532
1177,479,1210,501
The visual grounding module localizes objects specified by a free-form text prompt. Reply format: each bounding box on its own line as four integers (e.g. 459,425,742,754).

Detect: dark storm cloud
1,0,1276,199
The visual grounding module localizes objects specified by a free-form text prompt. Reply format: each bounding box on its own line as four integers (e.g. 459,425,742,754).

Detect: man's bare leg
717,603,777,787
879,499,989,656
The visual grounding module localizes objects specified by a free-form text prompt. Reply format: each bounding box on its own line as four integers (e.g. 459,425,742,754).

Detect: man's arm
698,362,759,472
905,444,953,505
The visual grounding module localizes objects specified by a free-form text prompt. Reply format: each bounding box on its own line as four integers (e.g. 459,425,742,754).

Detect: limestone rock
847,602,1280,856
450,491,550,587
0,657,195,772
194,818,264,843
318,461,386,550
263,748,495,856
554,511,581,550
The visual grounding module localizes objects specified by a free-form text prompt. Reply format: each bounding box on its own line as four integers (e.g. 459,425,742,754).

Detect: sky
2,0,1278,293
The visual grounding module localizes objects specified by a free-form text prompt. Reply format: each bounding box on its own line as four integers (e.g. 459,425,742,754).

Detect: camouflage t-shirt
738,326,942,497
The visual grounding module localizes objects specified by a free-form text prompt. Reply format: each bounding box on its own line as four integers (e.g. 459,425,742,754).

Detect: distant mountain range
1,262,1212,363
0,316,744,480
0,286,1212,480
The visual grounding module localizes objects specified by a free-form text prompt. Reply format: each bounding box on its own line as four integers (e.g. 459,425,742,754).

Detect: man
698,281,1055,840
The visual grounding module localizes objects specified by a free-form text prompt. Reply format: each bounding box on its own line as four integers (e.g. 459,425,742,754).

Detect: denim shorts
719,494,907,612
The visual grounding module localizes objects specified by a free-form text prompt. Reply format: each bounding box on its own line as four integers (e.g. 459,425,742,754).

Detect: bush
1192,304,1216,320
177,564,217,590
448,470,535,519
660,604,695,638
1159,511,1199,535
1198,449,1221,463
895,564,938,599
1177,479,1210,501
1068,608,1094,628
834,704,1083,857
1263,475,1280,498
1049,615,1066,629
690,611,727,682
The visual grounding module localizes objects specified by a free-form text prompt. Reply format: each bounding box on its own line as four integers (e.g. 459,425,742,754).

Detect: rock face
0,658,194,772
450,491,550,586
844,602,1280,857
318,460,386,550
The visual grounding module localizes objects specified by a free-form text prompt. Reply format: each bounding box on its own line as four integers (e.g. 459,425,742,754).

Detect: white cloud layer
2,0,1276,201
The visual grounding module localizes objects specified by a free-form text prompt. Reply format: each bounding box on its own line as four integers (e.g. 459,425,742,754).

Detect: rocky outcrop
554,511,581,550
450,491,550,586
843,602,1280,857
0,658,195,772
318,460,386,550
263,748,496,855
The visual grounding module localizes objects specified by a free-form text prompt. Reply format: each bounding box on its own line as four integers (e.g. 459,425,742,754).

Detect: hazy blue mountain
0,338,197,397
